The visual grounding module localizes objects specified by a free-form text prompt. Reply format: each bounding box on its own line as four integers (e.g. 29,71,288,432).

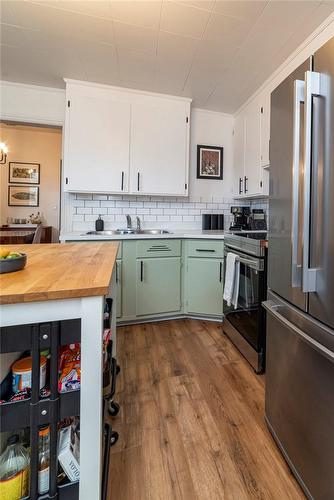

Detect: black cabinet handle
140,260,144,282
239,177,243,194
219,262,223,282
137,172,140,191
195,249,215,252
244,176,248,193
116,262,119,283
121,171,124,191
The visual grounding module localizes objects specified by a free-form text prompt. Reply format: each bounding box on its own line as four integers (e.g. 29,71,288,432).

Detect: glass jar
38,425,50,495
0,434,30,499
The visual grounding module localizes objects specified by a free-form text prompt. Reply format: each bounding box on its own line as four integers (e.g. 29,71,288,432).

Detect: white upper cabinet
130,102,189,196
64,84,131,193
63,80,191,196
244,99,261,196
233,90,270,198
260,92,271,167
233,113,245,195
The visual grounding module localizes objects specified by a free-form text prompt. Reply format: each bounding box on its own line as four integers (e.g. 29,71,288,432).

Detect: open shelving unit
0,291,120,500
0,319,81,499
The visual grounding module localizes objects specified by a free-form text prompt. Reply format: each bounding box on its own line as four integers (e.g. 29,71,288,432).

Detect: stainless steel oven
223,233,267,373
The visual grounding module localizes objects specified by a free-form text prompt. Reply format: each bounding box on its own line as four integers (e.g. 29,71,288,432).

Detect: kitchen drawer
187,240,224,258
136,239,181,258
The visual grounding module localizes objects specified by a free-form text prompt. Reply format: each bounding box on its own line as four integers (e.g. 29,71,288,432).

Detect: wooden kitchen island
0,243,118,500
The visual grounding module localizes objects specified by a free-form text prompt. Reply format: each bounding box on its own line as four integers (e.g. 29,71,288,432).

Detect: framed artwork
8,185,39,207
197,145,223,180
9,162,40,184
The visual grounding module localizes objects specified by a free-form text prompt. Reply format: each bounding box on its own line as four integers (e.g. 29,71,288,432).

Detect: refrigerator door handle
263,300,334,362
291,79,304,288
302,70,320,293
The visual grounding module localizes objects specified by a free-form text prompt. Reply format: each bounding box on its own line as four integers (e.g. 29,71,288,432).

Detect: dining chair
32,224,43,244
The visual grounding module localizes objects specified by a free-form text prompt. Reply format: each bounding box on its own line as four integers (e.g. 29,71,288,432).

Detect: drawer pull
219,262,223,282
147,245,171,252
195,249,216,252
140,260,144,282
147,248,171,252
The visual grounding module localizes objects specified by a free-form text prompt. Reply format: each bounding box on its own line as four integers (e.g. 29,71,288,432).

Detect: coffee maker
229,206,251,231
248,209,267,230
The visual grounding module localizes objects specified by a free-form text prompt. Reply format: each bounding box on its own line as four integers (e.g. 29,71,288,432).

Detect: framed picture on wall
9,162,40,184
8,185,39,207
197,145,223,180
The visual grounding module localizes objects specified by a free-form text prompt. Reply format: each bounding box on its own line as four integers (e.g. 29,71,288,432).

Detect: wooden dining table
0,230,35,245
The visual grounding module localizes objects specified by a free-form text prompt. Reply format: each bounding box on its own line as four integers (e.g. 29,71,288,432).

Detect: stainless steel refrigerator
263,36,334,500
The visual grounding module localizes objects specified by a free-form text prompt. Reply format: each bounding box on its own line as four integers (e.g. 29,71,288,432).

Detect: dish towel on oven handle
223,252,240,309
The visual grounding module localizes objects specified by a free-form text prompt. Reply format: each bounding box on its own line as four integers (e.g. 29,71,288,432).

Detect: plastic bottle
0,434,30,499
38,425,50,495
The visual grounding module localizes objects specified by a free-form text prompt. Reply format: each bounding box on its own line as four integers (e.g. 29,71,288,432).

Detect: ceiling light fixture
0,143,8,164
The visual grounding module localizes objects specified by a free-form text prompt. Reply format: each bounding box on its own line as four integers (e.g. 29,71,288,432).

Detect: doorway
0,121,62,242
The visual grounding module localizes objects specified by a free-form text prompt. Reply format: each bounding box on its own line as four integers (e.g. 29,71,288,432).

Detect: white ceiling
1,0,334,113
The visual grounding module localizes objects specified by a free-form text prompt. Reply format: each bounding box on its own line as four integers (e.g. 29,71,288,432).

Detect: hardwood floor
108,319,304,500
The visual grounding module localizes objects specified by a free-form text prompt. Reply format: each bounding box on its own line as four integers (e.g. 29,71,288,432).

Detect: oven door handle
224,251,262,270
224,242,257,257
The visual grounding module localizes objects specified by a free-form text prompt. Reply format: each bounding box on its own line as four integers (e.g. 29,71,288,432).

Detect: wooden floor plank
174,321,303,499
108,319,304,500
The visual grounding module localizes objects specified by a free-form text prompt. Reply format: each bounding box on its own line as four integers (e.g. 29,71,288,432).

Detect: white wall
189,109,234,201
0,81,65,126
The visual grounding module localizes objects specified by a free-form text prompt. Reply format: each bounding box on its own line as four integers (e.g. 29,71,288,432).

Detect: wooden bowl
0,253,27,274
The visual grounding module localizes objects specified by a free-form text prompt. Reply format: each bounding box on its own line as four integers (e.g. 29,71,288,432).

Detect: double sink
85,229,171,236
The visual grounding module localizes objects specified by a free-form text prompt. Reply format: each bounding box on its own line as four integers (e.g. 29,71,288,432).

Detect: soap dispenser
95,215,104,232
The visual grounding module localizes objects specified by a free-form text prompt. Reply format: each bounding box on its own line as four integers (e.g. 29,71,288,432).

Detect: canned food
12,356,47,393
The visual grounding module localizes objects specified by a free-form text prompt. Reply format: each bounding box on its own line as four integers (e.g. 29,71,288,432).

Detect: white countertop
60,229,226,241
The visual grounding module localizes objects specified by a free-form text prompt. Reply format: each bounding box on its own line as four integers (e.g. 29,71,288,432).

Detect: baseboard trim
117,314,222,326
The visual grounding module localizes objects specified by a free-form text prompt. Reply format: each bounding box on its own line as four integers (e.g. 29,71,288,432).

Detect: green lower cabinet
136,257,181,316
115,259,122,319
186,258,224,317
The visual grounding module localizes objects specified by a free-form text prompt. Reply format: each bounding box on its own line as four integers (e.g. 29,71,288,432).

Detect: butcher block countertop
0,242,118,305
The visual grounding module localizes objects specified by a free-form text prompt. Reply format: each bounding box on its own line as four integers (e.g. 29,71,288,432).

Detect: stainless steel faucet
136,216,141,230
126,214,132,229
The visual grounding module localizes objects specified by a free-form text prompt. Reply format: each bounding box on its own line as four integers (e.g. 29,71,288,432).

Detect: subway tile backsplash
69,194,269,232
